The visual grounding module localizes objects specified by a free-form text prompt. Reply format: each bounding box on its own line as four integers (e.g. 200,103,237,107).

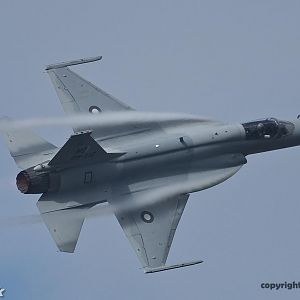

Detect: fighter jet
2,56,300,273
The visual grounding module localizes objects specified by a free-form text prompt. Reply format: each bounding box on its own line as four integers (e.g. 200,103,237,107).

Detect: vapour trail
0,111,213,132
0,202,113,229
0,175,203,230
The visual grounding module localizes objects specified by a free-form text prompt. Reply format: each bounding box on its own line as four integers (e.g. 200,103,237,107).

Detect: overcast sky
0,1,300,299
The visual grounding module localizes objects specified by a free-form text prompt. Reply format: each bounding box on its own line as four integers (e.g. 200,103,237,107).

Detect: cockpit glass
242,118,294,140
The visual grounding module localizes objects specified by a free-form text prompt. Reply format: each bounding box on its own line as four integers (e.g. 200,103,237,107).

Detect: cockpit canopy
242,118,294,140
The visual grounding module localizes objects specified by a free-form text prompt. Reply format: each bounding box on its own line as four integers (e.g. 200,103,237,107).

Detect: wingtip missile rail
45,55,102,70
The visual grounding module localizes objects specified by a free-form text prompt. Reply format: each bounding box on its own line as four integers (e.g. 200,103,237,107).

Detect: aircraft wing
110,192,189,272
46,56,133,133
109,156,246,272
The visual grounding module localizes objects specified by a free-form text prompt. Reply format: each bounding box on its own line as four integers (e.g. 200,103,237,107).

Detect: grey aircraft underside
2,56,300,273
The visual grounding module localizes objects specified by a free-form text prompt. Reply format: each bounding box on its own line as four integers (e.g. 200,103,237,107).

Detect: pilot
257,123,265,137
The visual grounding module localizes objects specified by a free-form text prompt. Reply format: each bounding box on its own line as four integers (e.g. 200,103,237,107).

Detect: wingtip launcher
144,259,203,274
45,56,102,70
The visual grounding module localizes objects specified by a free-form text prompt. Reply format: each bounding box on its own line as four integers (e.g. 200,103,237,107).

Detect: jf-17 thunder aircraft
1,56,300,274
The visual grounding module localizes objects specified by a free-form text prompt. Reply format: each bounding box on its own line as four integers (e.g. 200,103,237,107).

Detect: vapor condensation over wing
0,111,211,131
0,203,113,229
0,179,199,230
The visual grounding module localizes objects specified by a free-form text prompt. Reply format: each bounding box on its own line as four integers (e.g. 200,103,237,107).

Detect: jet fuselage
18,117,300,203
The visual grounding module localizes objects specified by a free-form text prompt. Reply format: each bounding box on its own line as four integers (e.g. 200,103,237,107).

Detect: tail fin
1,117,57,169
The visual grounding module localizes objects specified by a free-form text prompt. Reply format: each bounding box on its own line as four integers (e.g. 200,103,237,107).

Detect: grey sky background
0,1,300,299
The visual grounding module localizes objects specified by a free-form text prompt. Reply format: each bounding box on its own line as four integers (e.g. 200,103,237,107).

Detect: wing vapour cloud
0,111,213,132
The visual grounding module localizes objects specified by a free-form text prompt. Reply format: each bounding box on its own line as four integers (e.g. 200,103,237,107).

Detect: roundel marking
89,106,102,114
141,211,154,223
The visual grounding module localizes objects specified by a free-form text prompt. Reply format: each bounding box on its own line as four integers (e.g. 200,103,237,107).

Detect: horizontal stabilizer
49,130,123,168
37,193,100,253
39,208,86,253
0,117,57,169
144,260,203,274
